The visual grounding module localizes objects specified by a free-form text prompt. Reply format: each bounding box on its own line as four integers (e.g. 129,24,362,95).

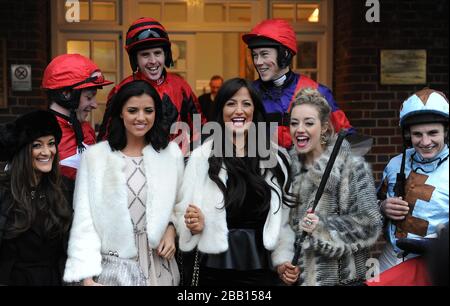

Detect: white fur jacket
174,140,295,267
63,141,184,283
288,138,382,286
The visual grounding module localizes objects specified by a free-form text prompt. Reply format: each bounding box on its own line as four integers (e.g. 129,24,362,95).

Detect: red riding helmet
125,17,173,71
42,54,113,110
42,53,112,91
242,19,298,55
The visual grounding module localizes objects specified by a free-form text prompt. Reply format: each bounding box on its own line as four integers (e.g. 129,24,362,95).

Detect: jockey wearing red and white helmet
97,17,205,152
242,19,354,149
42,53,113,183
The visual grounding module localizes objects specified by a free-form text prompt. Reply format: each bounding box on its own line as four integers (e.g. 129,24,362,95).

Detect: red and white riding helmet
125,17,173,70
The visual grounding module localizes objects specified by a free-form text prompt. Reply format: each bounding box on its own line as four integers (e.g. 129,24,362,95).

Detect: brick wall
0,0,50,123
334,0,449,183
334,0,449,258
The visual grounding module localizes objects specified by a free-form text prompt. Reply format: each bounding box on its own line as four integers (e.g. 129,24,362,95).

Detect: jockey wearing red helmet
98,17,205,152
42,54,112,183
243,19,354,149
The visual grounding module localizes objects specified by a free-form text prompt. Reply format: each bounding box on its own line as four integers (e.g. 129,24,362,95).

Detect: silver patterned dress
122,152,180,286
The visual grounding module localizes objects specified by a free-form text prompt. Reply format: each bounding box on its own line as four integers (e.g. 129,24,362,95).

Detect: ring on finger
305,220,313,226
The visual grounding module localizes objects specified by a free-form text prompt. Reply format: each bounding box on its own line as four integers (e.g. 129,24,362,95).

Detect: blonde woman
281,88,382,286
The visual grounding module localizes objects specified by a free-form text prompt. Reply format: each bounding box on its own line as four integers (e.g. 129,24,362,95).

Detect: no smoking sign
11,64,32,91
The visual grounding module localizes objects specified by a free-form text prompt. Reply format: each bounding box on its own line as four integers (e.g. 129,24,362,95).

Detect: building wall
0,0,448,264
334,0,449,183
334,0,448,257
0,0,50,123
0,0,448,181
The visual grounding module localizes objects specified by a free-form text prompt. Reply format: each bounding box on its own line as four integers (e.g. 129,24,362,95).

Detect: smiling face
251,47,288,82
76,88,98,122
222,86,255,138
31,135,57,175
121,93,155,142
290,104,329,162
409,123,446,159
137,47,165,81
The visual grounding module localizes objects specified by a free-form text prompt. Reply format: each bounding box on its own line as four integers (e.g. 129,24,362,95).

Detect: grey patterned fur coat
289,138,382,286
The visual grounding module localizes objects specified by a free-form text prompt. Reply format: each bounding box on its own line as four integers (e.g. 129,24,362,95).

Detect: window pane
163,3,187,22
229,4,251,22
171,41,187,71
80,0,90,21
67,40,90,58
204,3,225,22
272,3,295,23
296,41,317,69
138,3,161,20
92,1,116,21
297,4,319,23
93,41,116,70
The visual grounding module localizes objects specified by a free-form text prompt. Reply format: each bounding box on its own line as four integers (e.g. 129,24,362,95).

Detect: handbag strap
191,248,200,286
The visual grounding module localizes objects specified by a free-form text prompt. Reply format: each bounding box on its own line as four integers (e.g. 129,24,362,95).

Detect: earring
320,133,327,145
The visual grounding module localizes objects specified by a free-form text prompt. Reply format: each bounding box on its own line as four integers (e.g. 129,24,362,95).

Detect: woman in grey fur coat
281,88,382,286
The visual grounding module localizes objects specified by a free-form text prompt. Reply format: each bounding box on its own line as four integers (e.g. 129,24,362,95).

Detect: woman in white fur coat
63,80,183,286
174,78,297,286
283,88,382,286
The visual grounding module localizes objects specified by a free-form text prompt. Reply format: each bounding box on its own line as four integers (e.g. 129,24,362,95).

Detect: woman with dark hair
174,77,296,286
0,110,72,285
63,80,183,286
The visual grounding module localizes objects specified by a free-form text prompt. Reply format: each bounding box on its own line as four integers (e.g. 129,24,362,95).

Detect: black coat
198,93,216,122
0,179,72,286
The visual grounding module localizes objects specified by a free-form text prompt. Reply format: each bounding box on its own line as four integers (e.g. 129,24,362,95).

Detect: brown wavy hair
4,142,72,239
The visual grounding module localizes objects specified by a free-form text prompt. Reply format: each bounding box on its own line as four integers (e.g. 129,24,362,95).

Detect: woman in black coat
0,110,72,285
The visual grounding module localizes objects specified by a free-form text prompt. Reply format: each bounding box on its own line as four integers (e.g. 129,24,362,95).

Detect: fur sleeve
271,151,296,266
174,154,200,252
306,158,382,258
169,143,185,227
271,203,296,267
63,151,102,283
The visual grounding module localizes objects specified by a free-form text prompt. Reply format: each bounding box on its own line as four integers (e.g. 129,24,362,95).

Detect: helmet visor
70,71,113,90
126,28,169,47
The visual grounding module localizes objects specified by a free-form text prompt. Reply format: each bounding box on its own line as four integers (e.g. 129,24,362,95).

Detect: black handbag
176,248,200,286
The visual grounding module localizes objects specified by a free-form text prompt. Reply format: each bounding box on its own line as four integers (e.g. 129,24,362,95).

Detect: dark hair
4,142,71,239
276,45,294,69
107,80,169,151
208,78,295,217
210,75,223,82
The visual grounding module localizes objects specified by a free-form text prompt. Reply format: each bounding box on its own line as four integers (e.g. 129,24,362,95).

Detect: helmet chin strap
49,89,86,153
69,110,86,154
